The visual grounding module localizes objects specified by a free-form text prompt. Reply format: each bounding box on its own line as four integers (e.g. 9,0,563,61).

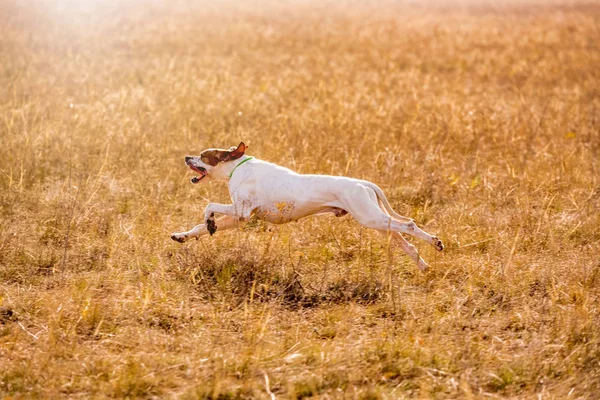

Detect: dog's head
184,142,247,184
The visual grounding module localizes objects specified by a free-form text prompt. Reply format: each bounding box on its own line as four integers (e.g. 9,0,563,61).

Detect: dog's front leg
203,203,251,235
171,215,241,243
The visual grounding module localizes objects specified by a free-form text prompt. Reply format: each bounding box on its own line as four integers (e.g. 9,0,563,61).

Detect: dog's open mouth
189,165,207,184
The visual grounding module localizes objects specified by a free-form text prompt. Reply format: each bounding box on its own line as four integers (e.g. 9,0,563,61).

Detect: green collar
229,157,254,179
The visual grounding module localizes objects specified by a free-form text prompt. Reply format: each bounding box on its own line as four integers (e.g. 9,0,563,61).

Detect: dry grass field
1,0,599,398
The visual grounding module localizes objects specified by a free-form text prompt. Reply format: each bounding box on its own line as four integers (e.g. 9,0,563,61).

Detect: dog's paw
171,233,187,243
206,213,217,236
433,237,444,252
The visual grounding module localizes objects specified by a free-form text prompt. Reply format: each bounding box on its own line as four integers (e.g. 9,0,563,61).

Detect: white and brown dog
171,142,443,270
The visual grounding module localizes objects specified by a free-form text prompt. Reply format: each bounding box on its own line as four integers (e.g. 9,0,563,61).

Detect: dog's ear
201,143,247,165
224,142,247,161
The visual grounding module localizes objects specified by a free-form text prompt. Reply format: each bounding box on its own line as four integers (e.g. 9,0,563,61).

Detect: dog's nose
185,156,192,163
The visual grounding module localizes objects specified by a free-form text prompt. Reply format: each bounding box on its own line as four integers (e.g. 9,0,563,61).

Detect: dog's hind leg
362,182,444,251
345,184,443,251
171,215,240,243
340,184,437,268
378,231,430,271
390,219,444,251
339,184,401,232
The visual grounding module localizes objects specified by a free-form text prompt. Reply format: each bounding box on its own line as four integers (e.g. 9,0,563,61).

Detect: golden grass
1,0,599,397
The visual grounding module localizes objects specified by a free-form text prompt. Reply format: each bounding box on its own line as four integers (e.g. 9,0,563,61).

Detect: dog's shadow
168,247,386,309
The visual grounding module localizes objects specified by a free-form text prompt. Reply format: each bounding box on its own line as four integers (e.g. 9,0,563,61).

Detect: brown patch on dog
200,142,247,166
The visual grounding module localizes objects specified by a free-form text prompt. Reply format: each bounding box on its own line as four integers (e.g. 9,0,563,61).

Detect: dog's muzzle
187,161,207,184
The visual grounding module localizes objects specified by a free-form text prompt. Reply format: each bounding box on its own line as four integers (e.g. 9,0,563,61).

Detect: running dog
171,142,443,270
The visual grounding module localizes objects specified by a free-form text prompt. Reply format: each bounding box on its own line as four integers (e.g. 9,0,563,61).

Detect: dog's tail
362,181,413,222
